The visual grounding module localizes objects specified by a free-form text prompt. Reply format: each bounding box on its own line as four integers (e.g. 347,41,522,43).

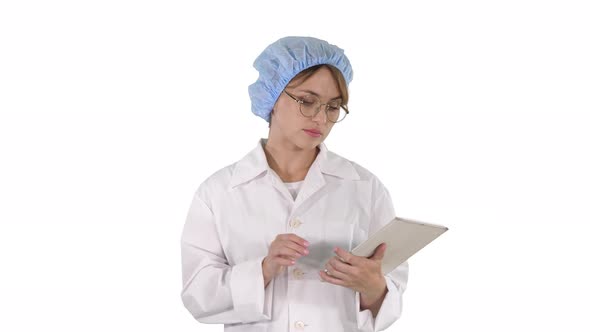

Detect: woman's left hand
318,243,388,301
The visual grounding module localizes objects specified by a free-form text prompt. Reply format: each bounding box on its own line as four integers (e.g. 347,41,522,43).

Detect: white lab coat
181,138,409,332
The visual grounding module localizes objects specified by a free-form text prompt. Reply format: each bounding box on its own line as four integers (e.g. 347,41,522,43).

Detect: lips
304,129,322,135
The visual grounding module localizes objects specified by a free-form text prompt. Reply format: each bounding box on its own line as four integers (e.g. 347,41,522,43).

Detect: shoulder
192,139,266,201
327,149,385,185
193,162,238,203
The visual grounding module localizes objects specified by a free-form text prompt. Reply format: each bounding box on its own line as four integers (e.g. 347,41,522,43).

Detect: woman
181,36,409,332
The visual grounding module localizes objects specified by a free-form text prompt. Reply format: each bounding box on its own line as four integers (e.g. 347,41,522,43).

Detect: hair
269,64,349,128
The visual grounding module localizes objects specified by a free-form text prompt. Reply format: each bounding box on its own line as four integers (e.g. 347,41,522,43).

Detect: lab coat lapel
291,142,334,211
268,167,298,203
293,141,361,212
269,144,327,205
293,157,327,209
230,139,359,206
229,139,297,203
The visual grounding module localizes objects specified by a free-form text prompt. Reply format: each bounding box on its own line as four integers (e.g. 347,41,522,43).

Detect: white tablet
351,217,448,274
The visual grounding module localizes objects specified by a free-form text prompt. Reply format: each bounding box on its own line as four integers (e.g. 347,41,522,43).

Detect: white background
1,1,589,331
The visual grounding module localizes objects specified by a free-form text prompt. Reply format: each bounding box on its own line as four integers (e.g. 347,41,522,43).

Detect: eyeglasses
283,90,349,123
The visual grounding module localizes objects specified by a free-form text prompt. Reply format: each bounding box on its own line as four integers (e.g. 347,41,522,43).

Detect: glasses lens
299,96,319,117
326,102,343,123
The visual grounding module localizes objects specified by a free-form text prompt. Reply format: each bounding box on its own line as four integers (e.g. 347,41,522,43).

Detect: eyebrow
298,89,342,101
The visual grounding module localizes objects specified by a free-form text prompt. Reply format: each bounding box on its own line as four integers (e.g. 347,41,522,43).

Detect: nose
311,105,329,124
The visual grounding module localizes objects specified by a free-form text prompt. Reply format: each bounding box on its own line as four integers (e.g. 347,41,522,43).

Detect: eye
300,96,317,105
327,103,341,111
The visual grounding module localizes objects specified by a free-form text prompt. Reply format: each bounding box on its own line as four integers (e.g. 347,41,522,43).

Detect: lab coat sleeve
180,190,274,324
356,180,409,332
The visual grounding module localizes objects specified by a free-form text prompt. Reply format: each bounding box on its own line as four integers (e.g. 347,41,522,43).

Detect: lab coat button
290,218,302,228
294,321,306,329
293,268,305,280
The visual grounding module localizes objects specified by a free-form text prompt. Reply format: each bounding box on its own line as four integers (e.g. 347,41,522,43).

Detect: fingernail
304,249,309,255
304,241,310,247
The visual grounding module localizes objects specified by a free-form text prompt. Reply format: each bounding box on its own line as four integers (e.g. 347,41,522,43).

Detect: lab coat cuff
355,291,375,331
374,276,403,331
356,276,403,332
230,256,274,323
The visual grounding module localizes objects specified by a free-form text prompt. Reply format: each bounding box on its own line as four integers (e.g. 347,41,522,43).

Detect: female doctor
180,36,409,332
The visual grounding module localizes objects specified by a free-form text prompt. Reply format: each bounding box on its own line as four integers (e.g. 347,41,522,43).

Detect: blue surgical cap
248,36,353,122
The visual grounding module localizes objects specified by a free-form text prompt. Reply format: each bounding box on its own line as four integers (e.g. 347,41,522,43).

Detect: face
269,66,342,151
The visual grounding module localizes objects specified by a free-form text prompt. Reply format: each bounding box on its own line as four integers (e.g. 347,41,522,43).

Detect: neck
263,137,319,182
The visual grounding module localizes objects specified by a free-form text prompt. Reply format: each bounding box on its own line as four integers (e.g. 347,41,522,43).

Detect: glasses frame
283,90,349,123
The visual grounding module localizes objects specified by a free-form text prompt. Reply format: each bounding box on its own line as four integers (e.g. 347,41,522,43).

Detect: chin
294,135,325,150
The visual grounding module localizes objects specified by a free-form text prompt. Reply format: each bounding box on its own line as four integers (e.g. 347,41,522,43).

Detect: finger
333,247,359,266
274,247,303,261
328,256,355,275
281,241,310,256
318,270,346,286
273,255,297,267
369,243,387,261
281,233,310,248
325,260,349,281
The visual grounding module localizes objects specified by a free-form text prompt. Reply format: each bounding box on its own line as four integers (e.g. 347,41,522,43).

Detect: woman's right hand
262,234,310,286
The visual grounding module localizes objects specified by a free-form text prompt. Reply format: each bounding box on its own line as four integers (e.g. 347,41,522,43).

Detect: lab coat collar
230,138,360,188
